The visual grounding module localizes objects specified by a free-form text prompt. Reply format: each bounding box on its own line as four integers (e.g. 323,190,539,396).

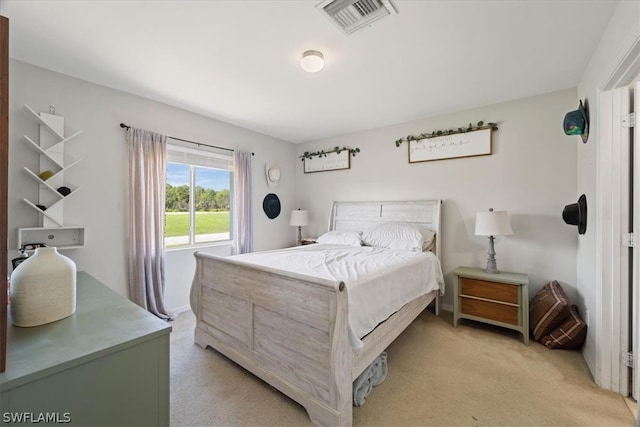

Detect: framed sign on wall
303,150,350,173
408,127,492,163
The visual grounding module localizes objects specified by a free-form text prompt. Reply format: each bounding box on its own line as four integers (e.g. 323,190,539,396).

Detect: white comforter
227,243,445,348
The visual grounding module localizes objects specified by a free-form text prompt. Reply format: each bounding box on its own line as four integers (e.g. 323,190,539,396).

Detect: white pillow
421,229,436,251
362,223,432,252
316,230,363,246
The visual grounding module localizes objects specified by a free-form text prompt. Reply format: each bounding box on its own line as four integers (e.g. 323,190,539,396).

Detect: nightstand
300,238,317,245
453,266,529,344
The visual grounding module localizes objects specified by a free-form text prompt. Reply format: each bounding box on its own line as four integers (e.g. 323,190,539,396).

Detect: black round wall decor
262,193,281,219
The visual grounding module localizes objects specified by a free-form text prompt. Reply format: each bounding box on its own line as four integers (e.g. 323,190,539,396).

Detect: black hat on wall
562,194,587,235
262,193,281,219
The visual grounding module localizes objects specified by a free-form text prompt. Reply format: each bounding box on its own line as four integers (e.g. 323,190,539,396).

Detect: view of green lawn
165,211,230,237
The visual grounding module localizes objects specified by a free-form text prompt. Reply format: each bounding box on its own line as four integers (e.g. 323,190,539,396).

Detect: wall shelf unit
19,104,85,250
17,226,85,250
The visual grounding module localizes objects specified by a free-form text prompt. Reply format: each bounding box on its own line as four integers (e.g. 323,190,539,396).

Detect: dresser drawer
460,277,518,304
460,297,519,325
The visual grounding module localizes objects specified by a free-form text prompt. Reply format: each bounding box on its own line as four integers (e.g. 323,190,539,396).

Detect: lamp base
484,235,500,274
483,265,500,274
296,226,303,246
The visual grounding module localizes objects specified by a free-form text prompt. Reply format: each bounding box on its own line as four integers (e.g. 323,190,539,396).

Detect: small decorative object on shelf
57,186,71,196
9,246,77,327
11,244,47,271
10,247,29,271
38,169,53,181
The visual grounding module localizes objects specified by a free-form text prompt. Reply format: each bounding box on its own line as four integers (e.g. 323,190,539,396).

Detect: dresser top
453,266,529,285
0,271,172,391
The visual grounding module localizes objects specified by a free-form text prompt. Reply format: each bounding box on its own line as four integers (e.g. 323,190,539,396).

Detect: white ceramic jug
9,247,76,327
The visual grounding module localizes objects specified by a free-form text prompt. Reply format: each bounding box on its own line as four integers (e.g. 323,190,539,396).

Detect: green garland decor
300,146,361,160
395,121,498,147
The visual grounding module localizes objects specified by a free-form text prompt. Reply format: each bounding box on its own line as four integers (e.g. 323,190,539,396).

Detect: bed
189,200,444,426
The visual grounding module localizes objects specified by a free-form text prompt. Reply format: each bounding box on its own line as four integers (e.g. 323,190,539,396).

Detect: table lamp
289,209,309,246
475,208,513,274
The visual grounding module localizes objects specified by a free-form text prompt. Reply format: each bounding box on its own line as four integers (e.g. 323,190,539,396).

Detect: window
165,142,233,248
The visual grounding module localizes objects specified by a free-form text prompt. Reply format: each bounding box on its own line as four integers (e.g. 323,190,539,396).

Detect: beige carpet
170,309,635,427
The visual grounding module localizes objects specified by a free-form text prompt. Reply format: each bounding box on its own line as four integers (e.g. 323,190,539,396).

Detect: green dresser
0,271,172,426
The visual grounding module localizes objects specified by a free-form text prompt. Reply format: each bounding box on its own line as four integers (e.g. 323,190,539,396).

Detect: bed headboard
329,200,442,260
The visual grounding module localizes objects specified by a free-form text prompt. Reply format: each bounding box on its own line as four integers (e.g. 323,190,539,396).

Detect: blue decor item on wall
563,99,589,143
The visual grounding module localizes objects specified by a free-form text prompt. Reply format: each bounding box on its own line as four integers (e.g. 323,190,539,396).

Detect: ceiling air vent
316,0,397,35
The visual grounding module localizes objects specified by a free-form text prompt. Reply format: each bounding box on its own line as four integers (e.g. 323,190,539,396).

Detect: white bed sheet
227,243,445,349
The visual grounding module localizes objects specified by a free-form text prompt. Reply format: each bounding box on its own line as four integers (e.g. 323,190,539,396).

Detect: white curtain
127,127,173,320
232,151,253,254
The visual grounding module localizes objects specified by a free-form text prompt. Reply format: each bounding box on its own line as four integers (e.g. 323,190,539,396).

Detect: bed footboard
190,251,353,426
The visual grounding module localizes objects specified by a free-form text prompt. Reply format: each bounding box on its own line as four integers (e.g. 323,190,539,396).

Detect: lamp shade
475,210,513,236
289,209,309,227
301,50,324,73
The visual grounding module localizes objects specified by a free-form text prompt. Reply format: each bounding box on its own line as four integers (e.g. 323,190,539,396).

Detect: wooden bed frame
190,200,442,426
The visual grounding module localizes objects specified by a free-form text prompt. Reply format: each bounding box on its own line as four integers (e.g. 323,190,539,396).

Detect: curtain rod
119,123,254,155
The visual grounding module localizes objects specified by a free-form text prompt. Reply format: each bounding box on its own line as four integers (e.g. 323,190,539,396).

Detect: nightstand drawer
460,277,518,304
460,297,519,325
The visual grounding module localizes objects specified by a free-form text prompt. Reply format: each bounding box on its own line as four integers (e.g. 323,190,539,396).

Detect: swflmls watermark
2,412,71,424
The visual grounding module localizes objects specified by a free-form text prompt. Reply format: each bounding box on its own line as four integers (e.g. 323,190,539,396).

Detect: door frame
596,34,640,394
1,15,9,374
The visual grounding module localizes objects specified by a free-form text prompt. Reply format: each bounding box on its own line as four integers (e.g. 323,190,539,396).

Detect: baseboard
439,303,453,312
169,305,192,316
624,397,637,422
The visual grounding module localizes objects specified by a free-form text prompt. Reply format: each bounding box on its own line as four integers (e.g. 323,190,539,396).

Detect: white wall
295,89,579,309
576,0,640,383
7,60,297,310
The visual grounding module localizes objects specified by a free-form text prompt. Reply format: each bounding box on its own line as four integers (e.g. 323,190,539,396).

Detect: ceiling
1,1,618,144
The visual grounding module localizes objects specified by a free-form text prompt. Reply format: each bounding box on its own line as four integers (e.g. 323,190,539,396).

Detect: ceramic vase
9,247,76,327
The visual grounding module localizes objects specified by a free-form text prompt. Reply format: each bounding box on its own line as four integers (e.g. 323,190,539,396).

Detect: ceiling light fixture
301,50,324,73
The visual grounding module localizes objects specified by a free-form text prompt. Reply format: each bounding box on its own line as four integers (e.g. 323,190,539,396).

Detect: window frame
165,141,233,250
